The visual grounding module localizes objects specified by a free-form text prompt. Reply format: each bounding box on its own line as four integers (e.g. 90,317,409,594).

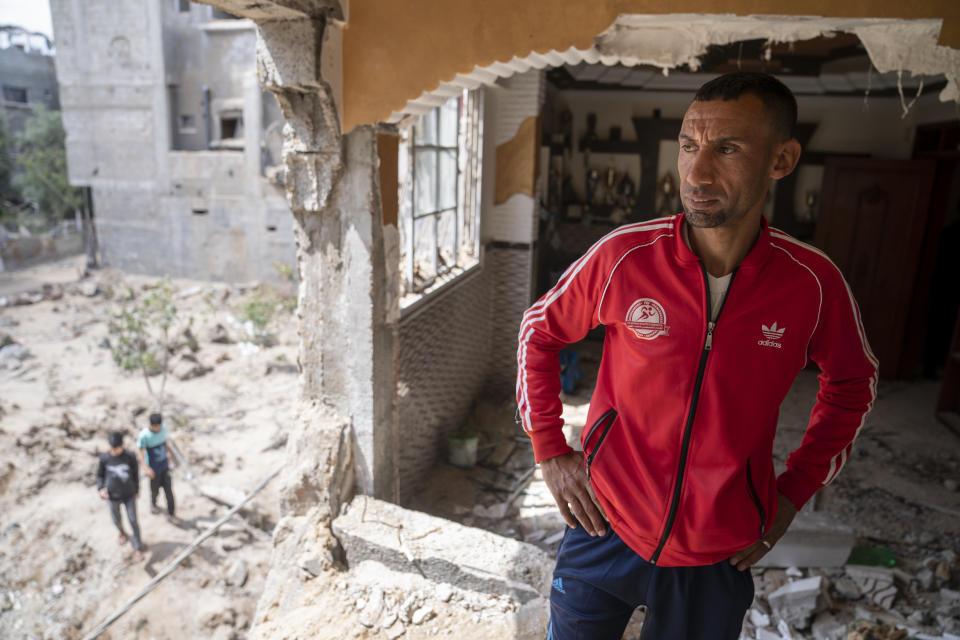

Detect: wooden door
815,157,937,379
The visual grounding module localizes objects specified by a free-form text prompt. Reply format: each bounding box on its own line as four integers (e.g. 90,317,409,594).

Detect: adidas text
758,339,782,349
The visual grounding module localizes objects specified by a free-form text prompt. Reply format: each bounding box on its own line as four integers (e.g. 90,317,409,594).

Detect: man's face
149,423,162,433
677,94,782,229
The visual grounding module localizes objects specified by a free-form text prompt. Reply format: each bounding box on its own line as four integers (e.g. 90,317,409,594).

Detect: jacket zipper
650,263,736,564
583,409,618,479
746,459,767,537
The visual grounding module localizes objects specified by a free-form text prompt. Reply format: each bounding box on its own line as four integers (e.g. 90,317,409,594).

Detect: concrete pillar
196,0,398,510
243,72,263,199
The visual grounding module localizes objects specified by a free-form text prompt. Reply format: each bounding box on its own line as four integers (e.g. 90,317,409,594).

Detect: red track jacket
517,213,878,567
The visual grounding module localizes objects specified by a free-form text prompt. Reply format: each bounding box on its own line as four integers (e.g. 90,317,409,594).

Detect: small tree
108,279,178,412
13,105,82,231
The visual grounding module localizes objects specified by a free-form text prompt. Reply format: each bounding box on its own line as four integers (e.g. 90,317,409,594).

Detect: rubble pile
742,552,960,639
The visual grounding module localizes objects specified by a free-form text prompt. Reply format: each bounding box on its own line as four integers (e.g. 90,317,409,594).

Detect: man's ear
770,138,801,180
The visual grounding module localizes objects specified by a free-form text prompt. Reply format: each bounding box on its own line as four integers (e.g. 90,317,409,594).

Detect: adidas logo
758,322,785,349
761,322,785,341
552,577,565,594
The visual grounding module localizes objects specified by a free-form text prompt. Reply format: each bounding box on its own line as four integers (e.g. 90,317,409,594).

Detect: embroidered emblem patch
758,322,785,349
625,298,670,340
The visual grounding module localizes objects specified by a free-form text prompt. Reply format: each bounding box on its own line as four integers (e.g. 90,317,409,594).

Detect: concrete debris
945,479,959,492
847,621,908,640
209,323,232,344
172,356,213,381
750,608,772,628
41,283,63,301
845,566,898,610
767,575,826,628
853,604,877,622
0,333,16,349
937,561,954,583
79,281,99,297
0,343,30,369
756,627,782,640
358,587,383,627
411,605,434,625
298,553,329,578
832,575,862,600
385,620,406,639
332,497,553,604
434,583,454,603
226,559,248,587
810,611,846,640
778,618,794,639
756,512,855,569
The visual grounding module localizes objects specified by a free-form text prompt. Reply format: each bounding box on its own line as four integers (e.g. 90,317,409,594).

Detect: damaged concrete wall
49,0,295,282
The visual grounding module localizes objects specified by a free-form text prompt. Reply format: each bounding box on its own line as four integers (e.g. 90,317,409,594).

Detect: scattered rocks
225,559,248,587
434,583,454,603
298,553,329,578
410,605,434,625
385,620,406,639
0,343,30,369
944,479,958,492
208,323,232,344
172,357,213,381
0,333,15,348
359,587,384,628
79,281,99,297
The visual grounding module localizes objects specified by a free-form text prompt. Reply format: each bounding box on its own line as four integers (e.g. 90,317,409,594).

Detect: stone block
767,575,826,628
332,496,553,604
755,511,855,568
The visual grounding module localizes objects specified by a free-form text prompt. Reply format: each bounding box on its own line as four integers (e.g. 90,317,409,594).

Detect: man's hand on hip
541,451,607,537
729,492,799,571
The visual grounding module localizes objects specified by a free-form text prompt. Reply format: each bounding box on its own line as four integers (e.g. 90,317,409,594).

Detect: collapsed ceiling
388,14,960,124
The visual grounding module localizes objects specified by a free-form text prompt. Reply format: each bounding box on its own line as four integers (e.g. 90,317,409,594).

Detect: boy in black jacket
97,431,143,560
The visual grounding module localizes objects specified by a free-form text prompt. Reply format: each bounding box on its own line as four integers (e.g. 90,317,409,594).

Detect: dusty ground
0,256,296,640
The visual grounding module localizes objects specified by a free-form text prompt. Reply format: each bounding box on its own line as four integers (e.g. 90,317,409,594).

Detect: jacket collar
672,212,773,271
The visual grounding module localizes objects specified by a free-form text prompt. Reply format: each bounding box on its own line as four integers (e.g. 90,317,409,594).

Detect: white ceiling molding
387,14,960,124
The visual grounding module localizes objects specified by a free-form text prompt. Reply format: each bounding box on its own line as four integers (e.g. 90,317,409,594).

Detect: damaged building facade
53,0,960,636
50,0,295,281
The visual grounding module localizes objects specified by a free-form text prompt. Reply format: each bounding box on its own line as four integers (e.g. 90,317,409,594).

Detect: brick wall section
487,246,535,395
397,269,492,503
396,244,536,503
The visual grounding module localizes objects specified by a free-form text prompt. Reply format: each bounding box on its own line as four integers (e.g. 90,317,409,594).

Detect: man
137,412,180,524
516,72,877,638
97,430,143,561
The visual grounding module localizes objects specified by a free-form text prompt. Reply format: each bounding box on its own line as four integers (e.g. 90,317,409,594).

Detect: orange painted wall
343,0,960,131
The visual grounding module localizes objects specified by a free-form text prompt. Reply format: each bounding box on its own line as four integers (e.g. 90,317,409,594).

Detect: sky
0,0,53,38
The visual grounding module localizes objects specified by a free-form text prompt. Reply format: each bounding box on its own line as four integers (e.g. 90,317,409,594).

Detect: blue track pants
548,525,753,639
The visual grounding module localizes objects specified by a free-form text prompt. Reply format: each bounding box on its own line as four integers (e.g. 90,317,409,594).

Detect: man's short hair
149,412,162,426
694,72,797,142
108,430,123,447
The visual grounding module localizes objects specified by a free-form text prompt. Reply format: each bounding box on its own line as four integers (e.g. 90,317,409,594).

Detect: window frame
399,89,484,306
